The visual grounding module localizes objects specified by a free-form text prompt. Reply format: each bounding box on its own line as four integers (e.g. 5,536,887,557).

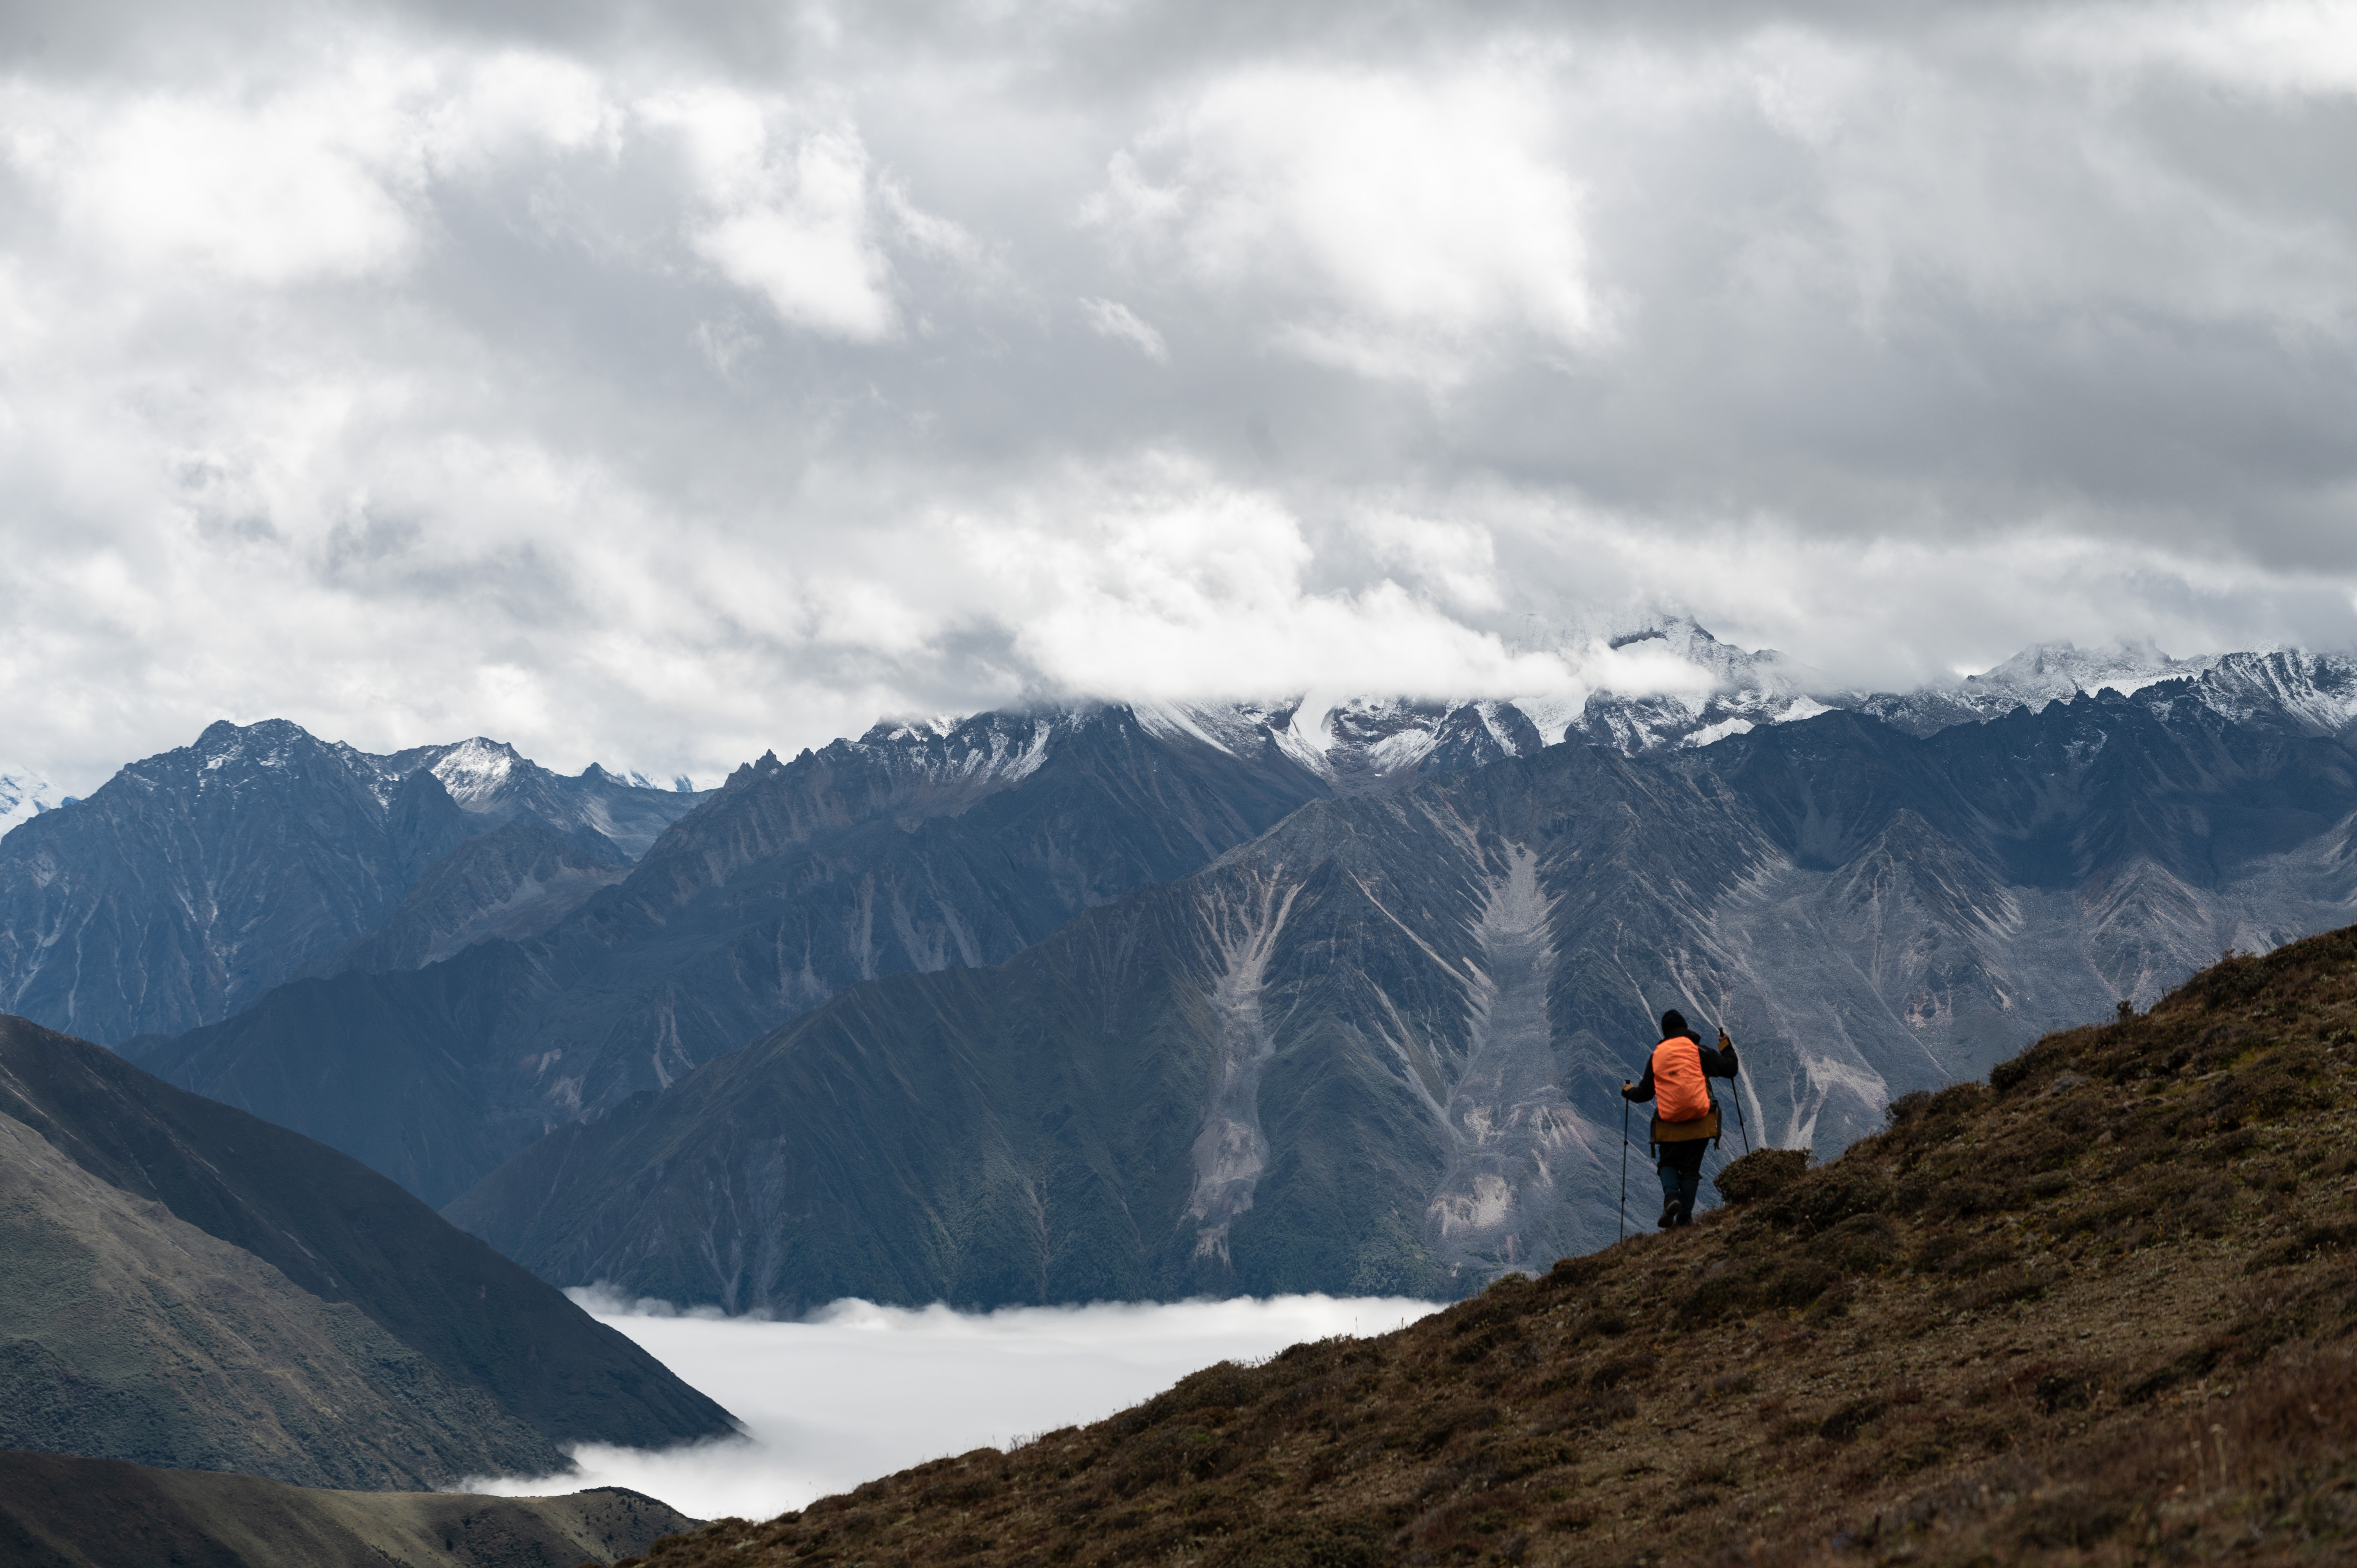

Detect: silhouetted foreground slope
629,929,2357,1566
0,1016,735,1489
0,1453,696,1568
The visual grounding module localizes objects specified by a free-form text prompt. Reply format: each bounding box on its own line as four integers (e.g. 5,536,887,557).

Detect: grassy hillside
0,1107,571,1488
623,926,2357,1565
0,1452,696,1567
0,1015,736,1487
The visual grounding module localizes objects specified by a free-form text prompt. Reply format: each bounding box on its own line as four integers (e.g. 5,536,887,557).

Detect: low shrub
1714,1146,1809,1205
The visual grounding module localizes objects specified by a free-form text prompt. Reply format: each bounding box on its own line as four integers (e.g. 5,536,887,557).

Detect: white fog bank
463,1291,1444,1524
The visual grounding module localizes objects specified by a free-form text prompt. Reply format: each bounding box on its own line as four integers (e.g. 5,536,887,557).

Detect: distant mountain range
0,1014,734,1488
0,722,702,1044
131,707,1331,1203
449,675,2357,1308
1154,624,2347,763
11,626,2357,1305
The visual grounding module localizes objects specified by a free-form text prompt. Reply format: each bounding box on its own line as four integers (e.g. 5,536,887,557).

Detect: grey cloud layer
2,0,2352,790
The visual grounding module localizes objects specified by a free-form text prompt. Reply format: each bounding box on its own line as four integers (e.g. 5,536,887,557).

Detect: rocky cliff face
0,1014,736,1488
0,720,701,1043
445,682,2357,1310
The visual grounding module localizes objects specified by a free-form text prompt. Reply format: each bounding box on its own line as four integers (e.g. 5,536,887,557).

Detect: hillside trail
620,924,2357,1567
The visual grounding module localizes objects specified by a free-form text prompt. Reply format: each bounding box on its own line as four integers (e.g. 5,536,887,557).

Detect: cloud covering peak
3,0,2354,791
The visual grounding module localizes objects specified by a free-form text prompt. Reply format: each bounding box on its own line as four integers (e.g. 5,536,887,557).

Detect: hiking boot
1657,1199,1681,1230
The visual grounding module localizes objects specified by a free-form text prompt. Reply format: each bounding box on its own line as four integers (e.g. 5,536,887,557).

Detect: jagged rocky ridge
449,679,2357,1309
618,928,2357,1568
0,720,701,1043
1235,627,2357,765
0,1014,735,1489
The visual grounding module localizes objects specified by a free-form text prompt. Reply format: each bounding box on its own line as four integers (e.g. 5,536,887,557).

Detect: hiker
1623,1009,1740,1229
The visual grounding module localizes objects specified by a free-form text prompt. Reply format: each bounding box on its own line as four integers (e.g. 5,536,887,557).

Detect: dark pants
1656,1141,1705,1225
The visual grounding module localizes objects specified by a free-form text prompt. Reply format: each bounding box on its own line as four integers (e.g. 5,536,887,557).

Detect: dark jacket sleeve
1622,1063,1655,1103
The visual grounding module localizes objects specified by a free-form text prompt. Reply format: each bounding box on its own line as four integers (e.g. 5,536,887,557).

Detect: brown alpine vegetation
611,928,2357,1567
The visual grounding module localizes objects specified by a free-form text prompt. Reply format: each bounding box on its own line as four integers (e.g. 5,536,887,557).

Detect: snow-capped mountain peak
1962,638,2214,706
427,738,524,808
1856,638,2220,737
2192,650,2357,736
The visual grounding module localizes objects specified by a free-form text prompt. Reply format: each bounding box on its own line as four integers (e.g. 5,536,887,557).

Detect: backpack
1649,1035,1721,1151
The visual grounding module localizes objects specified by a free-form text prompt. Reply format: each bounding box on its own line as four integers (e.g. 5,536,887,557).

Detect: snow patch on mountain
850,709,1073,795
2194,650,2357,735
1975,638,2211,703
1855,639,2218,737
428,738,524,810
0,772,70,838
1133,698,1302,761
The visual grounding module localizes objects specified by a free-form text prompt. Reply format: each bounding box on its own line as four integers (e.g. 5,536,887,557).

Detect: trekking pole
1721,1028,1753,1156
1617,1099,1630,1242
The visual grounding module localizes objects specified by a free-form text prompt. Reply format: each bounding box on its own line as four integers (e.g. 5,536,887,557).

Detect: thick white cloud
463,1291,1443,1522
1084,62,1600,383
650,92,906,340
0,0,2354,791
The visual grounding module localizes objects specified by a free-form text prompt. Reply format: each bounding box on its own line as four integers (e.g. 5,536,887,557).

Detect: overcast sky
4,0,2354,789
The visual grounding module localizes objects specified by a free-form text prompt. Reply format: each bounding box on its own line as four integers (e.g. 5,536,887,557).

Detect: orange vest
1652,1036,1712,1122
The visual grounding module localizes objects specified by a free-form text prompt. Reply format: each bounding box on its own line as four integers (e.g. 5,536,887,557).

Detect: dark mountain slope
142,707,1328,1206
633,927,2357,1567
0,1015,733,1488
0,1456,693,1568
506,705,1329,1105
0,722,465,1044
308,817,628,978
0,721,699,1042
451,689,2357,1308
132,947,548,1204
444,735,1808,1309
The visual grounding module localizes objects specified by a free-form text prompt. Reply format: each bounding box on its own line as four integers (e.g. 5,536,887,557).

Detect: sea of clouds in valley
462,1291,1443,1522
